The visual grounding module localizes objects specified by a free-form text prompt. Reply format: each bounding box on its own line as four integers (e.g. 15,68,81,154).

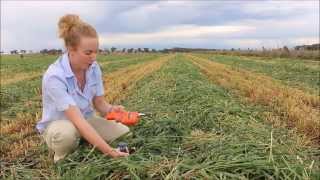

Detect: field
1,53,319,179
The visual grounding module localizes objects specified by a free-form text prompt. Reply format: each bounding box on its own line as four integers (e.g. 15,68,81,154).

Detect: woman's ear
68,46,77,56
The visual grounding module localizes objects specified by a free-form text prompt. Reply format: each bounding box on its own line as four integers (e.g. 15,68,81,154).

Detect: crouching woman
36,14,129,162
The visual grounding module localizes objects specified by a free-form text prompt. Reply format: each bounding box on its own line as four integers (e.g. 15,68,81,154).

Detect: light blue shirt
36,53,104,133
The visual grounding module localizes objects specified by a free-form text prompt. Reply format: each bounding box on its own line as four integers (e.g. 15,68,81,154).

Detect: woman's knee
87,116,130,142
44,120,80,153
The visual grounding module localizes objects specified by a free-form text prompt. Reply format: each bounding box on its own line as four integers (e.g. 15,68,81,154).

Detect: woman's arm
93,95,124,117
64,105,128,158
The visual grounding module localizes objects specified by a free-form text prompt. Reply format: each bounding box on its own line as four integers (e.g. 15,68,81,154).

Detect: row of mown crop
1,54,318,179
54,54,319,179
0,54,161,118
187,54,320,144
0,54,169,178
195,53,320,95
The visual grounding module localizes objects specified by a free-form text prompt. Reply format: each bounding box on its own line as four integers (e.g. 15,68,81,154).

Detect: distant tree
122,48,126,53
103,48,110,54
143,48,149,53
283,46,290,54
111,47,117,53
162,48,170,53
278,46,290,58
128,48,134,53
40,49,48,54
48,49,56,55
10,50,18,54
20,50,26,54
310,43,320,50
151,49,157,53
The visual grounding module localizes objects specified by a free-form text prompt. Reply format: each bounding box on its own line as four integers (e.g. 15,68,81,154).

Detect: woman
36,14,129,162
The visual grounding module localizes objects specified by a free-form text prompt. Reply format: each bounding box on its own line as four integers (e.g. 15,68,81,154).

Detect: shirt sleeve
96,65,105,96
45,75,76,111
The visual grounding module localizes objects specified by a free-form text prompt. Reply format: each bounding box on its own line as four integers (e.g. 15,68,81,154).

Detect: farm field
0,53,319,179
195,53,320,95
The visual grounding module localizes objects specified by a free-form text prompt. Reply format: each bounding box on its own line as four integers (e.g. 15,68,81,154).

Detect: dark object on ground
117,142,136,154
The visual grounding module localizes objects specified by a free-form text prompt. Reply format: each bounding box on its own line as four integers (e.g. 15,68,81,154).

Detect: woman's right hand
109,148,129,158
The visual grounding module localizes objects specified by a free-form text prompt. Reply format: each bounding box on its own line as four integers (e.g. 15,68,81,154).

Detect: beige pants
42,116,130,162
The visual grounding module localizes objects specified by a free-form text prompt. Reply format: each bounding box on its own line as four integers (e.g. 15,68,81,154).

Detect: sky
1,0,319,52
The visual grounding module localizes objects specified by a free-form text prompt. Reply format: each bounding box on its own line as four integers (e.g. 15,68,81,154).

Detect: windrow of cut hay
195,53,320,95
187,54,320,144
104,55,173,104
99,54,158,67
0,55,156,87
1,72,43,86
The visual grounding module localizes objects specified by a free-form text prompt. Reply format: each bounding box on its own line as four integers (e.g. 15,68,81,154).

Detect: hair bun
58,14,81,39
58,14,97,48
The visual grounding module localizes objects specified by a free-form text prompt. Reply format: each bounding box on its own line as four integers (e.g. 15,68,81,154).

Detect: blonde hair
58,14,98,48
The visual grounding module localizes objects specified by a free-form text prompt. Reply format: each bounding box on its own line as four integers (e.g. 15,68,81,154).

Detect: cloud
1,1,319,51
100,2,318,49
100,24,255,46
1,1,108,51
107,0,318,33
107,1,203,33
241,0,317,17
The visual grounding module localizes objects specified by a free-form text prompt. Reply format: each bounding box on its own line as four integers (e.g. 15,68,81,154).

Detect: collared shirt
36,53,104,133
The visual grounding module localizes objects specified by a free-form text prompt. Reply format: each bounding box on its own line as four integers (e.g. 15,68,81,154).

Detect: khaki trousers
42,116,130,162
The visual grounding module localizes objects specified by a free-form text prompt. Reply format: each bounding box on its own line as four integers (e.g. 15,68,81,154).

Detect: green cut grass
45,54,319,179
0,54,162,120
196,54,320,95
100,54,163,73
0,54,58,77
2,54,319,179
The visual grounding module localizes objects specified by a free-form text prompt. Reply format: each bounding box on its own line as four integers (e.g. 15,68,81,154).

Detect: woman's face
70,37,99,70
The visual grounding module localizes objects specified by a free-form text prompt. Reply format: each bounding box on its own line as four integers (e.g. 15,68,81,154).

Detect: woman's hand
111,105,125,112
92,96,125,117
109,148,129,158
110,105,125,122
